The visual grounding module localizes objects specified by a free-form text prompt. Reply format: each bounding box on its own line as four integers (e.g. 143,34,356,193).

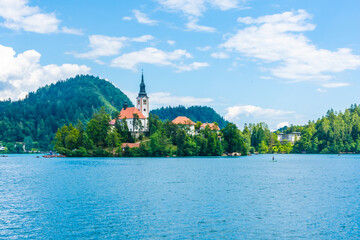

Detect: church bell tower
136,70,149,118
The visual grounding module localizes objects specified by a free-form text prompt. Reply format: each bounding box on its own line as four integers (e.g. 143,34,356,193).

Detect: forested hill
0,75,133,150
150,106,229,129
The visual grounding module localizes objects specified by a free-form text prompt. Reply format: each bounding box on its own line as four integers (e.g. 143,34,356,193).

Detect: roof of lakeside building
172,116,195,125
121,143,140,148
109,107,146,125
119,107,146,119
200,123,220,131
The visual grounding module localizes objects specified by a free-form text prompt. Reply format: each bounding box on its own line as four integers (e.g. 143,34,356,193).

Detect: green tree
222,123,247,156
106,130,121,149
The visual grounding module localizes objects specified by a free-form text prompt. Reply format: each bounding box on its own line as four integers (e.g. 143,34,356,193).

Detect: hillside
0,75,133,150
150,105,229,129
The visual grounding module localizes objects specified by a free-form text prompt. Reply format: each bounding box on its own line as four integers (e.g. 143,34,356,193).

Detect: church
110,72,149,134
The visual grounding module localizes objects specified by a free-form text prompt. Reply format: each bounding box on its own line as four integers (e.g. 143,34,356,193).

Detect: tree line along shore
46,103,360,157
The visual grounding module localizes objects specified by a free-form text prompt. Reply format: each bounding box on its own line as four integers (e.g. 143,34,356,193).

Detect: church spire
138,69,147,97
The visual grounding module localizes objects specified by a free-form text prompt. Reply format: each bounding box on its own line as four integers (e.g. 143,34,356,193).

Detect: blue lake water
0,154,360,239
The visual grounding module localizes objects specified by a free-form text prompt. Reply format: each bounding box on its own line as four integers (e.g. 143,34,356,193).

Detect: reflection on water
0,154,360,239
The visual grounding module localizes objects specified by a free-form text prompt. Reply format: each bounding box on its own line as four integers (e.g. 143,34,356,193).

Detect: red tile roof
119,107,146,119
121,143,140,148
109,107,146,125
200,123,220,131
118,107,146,119
172,116,195,125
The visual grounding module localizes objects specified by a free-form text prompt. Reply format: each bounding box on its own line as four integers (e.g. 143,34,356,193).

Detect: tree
24,136,33,151
87,107,110,147
106,130,120,149
221,123,247,156
132,113,143,133
258,141,269,154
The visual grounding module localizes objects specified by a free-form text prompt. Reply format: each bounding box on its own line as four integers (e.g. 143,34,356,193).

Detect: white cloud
0,0,80,34
132,34,154,42
157,0,206,16
0,44,90,100
317,88,327,93
276,121,290,129
157,0,240,16
157,0,245,33
225,104,299,130
123,91,214,109
221,9,360,82
197,46,211,51
186,17,216,32
167,40,176,45
225,105,294,120
73,34,154,60
211,51,230,59
175,62,209,72
61,27,83,35
150,92,214,108
209,0,239,11
321,82,350,88
111,47,208,72
133,10,158,25
123,16,132,21
111,47,191,70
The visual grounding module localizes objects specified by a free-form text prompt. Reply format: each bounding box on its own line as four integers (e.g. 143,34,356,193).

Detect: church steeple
136,70,149,119
138,70,147,97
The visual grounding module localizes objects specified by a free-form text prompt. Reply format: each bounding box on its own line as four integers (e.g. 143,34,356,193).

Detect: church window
143,99,146,104
144,109,146,111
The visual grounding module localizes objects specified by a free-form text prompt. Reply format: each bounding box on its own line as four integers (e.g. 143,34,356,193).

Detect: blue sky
1,0,360,130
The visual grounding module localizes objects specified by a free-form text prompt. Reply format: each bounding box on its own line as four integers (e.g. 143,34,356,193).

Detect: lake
0,154,359,239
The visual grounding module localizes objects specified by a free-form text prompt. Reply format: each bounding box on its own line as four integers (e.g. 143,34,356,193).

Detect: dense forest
0,75,132,151
150,106,229,129
286,104,360,153
243,104,360,154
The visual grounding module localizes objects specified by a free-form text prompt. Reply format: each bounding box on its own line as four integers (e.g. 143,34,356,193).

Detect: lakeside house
121,143,140,150
172,116,196,135
277,132,301,143
110,72,149,135
200,123,220,132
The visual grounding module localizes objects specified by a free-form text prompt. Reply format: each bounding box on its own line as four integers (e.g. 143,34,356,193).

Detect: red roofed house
110,72,149,134
121,142,140,149
200,123,220,131
172,116,196,135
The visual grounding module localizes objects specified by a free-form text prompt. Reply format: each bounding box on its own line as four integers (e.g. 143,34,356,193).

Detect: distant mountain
0,75,133,149
150,105,229,129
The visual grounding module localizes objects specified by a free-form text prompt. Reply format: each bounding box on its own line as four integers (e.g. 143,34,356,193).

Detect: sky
0,0,360,130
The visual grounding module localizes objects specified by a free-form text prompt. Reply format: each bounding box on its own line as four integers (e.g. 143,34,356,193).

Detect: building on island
121,142,140,149
172,116,196,135
200,123,220,131
136,72,149,119
110,72,149,134
277,132,301,144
